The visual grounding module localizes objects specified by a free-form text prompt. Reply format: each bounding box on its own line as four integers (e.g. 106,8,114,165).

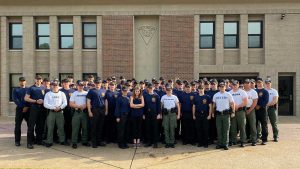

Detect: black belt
50,110,62,113
162,108,177,115
268,105,277,109
215,109,230,115
237,107,246,111
246,107,251,110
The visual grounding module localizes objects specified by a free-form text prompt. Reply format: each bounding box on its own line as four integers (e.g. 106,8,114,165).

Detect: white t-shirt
213,91,234,112
245,89,258,108
267,88,279,104
161,94,179,110
44,91,67,110
229,89,248,106
70,90,88,106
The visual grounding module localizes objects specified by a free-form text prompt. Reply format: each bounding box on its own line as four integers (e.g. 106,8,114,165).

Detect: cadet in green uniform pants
69,80,91,149
213,81,235,150
161,84,181,148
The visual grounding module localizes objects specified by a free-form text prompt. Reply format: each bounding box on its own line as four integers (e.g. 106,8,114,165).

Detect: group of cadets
12,74,279,150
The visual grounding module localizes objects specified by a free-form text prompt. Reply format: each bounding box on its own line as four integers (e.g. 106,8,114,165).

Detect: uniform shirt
255,88,269,107
206,89,219,100
229,89,248,107
115,95,130,118
161,94,179,110
179,92,194,112
157,90,166,98
144,92,161,115
12,87,30,108
131,97,144,117
104,90,119,112
27,85,45,107
245,89,258,108
43,91,67,110
60,88,75,105
86,88,106,108
193,94,211,114
213,92,234,112
173,88,183,98
70,90,88,106
267,88,279,104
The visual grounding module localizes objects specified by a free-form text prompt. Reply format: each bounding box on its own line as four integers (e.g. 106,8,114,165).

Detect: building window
9,23,23,49
59,23,73,49
59,73,73,82
83,23,97,49
200,22,215,49
224,22,239,48
36,23,50,49
248,21,263,48
10,73,22,101
83,73,97,80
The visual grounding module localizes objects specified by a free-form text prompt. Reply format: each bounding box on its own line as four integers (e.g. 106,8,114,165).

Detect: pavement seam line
129,146,137,169
50,147,124,169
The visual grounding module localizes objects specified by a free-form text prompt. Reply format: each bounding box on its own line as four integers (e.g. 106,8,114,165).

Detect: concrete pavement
0,116,299,169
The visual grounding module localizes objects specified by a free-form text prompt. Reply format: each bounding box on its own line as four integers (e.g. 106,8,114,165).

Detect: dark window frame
82,22,97,49
248,21,263,48
59,22,74,49
9,73,22,101
224,21,239,49
9,23,23,50
199,21,215,49
82,73,98,80
36,23,50,49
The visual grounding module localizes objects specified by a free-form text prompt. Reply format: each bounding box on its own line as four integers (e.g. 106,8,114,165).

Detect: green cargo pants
163,113,177,144
267,107,279,139
230,110,246,143
71,110,88,144
246,109,257,143
46,110,65,144
216,114,230,147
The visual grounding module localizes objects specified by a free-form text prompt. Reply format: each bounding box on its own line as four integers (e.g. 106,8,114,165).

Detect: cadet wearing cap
212,81,235,150
25,75,45,149
69,81,90,149
255,77,269,145
115,86,131,149
12,77,30,146
43,80,68,147
179,84,195,145
265,78,279,142
87,78,106,148
161,84,181,148
229,80,248,147
60,79,75,143
244,79,258,146
104,82,119,143
143,83,161,148
192,84,212,147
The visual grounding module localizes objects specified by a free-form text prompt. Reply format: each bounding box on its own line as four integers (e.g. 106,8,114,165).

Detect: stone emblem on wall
138,25,157,46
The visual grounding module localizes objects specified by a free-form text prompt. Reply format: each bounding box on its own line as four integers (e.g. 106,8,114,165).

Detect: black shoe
216,145,222,149
274,138,278,142
261,141,266,145
165,144,170,148
170,144,175,148
240,143,245,147
153,144,158,148
82,142,91,147
182,141,187,145
224,146,229,150
197,143,202,147
228,142,232,146
15,142,21,146
92,144,98,148
144,143,152,147
27,144,34,149
45,143,53,148
97,142,106,147
203,145,208,148
72,144,77,149
118,144,125,149
251,142,256,146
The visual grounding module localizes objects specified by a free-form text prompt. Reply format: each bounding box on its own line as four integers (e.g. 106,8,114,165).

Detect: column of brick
49,16,58,79
0,17,8,116
160,15,194,81
240,14,248,65
96,16,103,77
73,16,82,81
215,15,224,65
102,15,133,79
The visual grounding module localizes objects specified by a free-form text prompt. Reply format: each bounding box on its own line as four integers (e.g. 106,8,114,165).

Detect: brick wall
102,15,134,79
160,15,194,81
